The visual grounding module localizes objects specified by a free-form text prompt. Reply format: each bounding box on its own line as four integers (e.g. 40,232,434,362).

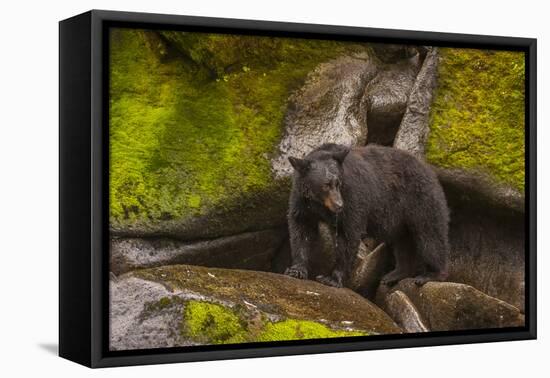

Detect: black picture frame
59,9,537,368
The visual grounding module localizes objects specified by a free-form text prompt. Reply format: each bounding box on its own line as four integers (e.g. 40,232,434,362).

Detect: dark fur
285,143,450,288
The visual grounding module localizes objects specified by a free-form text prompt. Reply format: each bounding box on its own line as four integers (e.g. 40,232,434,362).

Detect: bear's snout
324,193,344,213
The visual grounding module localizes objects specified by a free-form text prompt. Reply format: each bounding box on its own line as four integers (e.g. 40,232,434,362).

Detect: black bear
284,143,449,288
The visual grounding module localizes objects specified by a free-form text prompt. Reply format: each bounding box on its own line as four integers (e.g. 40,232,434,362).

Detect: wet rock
393,47,439,158
376,279,524,331
110,264,401,350
384,290,429,333
271,55,377,178
110,228,287,275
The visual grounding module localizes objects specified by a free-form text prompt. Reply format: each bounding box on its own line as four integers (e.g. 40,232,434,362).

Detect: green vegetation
427,48,525,191
259,319,368,341
109,29,369,227
180,300,368,345
181,301,248,344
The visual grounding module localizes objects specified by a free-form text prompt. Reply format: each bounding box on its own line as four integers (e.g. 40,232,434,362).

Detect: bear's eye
323,183,331,191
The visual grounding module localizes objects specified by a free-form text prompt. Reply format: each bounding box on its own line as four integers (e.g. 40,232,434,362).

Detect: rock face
376,279,524,331
393,47,439,157
110,228,287,275
271,55,377,178
110,264,401,350
364,53,422,145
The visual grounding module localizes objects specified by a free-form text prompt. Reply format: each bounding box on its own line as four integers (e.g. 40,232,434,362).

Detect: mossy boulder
426,48,525,193
109,28,373,239
109,264,401,350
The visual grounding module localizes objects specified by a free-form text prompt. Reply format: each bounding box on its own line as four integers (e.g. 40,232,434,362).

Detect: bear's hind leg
413,227,449,286
381,235,417,286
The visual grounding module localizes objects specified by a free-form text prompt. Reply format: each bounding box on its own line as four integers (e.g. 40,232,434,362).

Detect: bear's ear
288,156,311,175
332,148,349,164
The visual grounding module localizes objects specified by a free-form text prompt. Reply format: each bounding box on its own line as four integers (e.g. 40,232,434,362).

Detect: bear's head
288,146,349,214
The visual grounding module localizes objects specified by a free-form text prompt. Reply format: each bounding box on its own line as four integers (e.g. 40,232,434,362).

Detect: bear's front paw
315,275,343,288
284,266,308,280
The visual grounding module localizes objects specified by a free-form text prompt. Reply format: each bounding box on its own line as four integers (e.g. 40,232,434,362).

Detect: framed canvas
59,10,537,368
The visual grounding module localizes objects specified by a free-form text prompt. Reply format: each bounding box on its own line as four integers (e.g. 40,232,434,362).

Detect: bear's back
348,145,438,186
343,144,446,220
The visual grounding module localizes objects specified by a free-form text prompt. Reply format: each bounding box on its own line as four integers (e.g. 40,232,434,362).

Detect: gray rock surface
110,276,202,350
393,47,439,157
271,55,377,178
110,228,287,275
363,54,422,145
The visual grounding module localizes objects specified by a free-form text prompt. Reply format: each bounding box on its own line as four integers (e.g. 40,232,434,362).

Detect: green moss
182,301,248,344
180,300,368,345
427,48,525,192
259,319,368,341
110,29,369,228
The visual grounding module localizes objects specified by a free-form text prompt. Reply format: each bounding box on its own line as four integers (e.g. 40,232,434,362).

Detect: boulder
376,279,524,331
349,242,392,299
110,228,287,275
110,264,401,350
